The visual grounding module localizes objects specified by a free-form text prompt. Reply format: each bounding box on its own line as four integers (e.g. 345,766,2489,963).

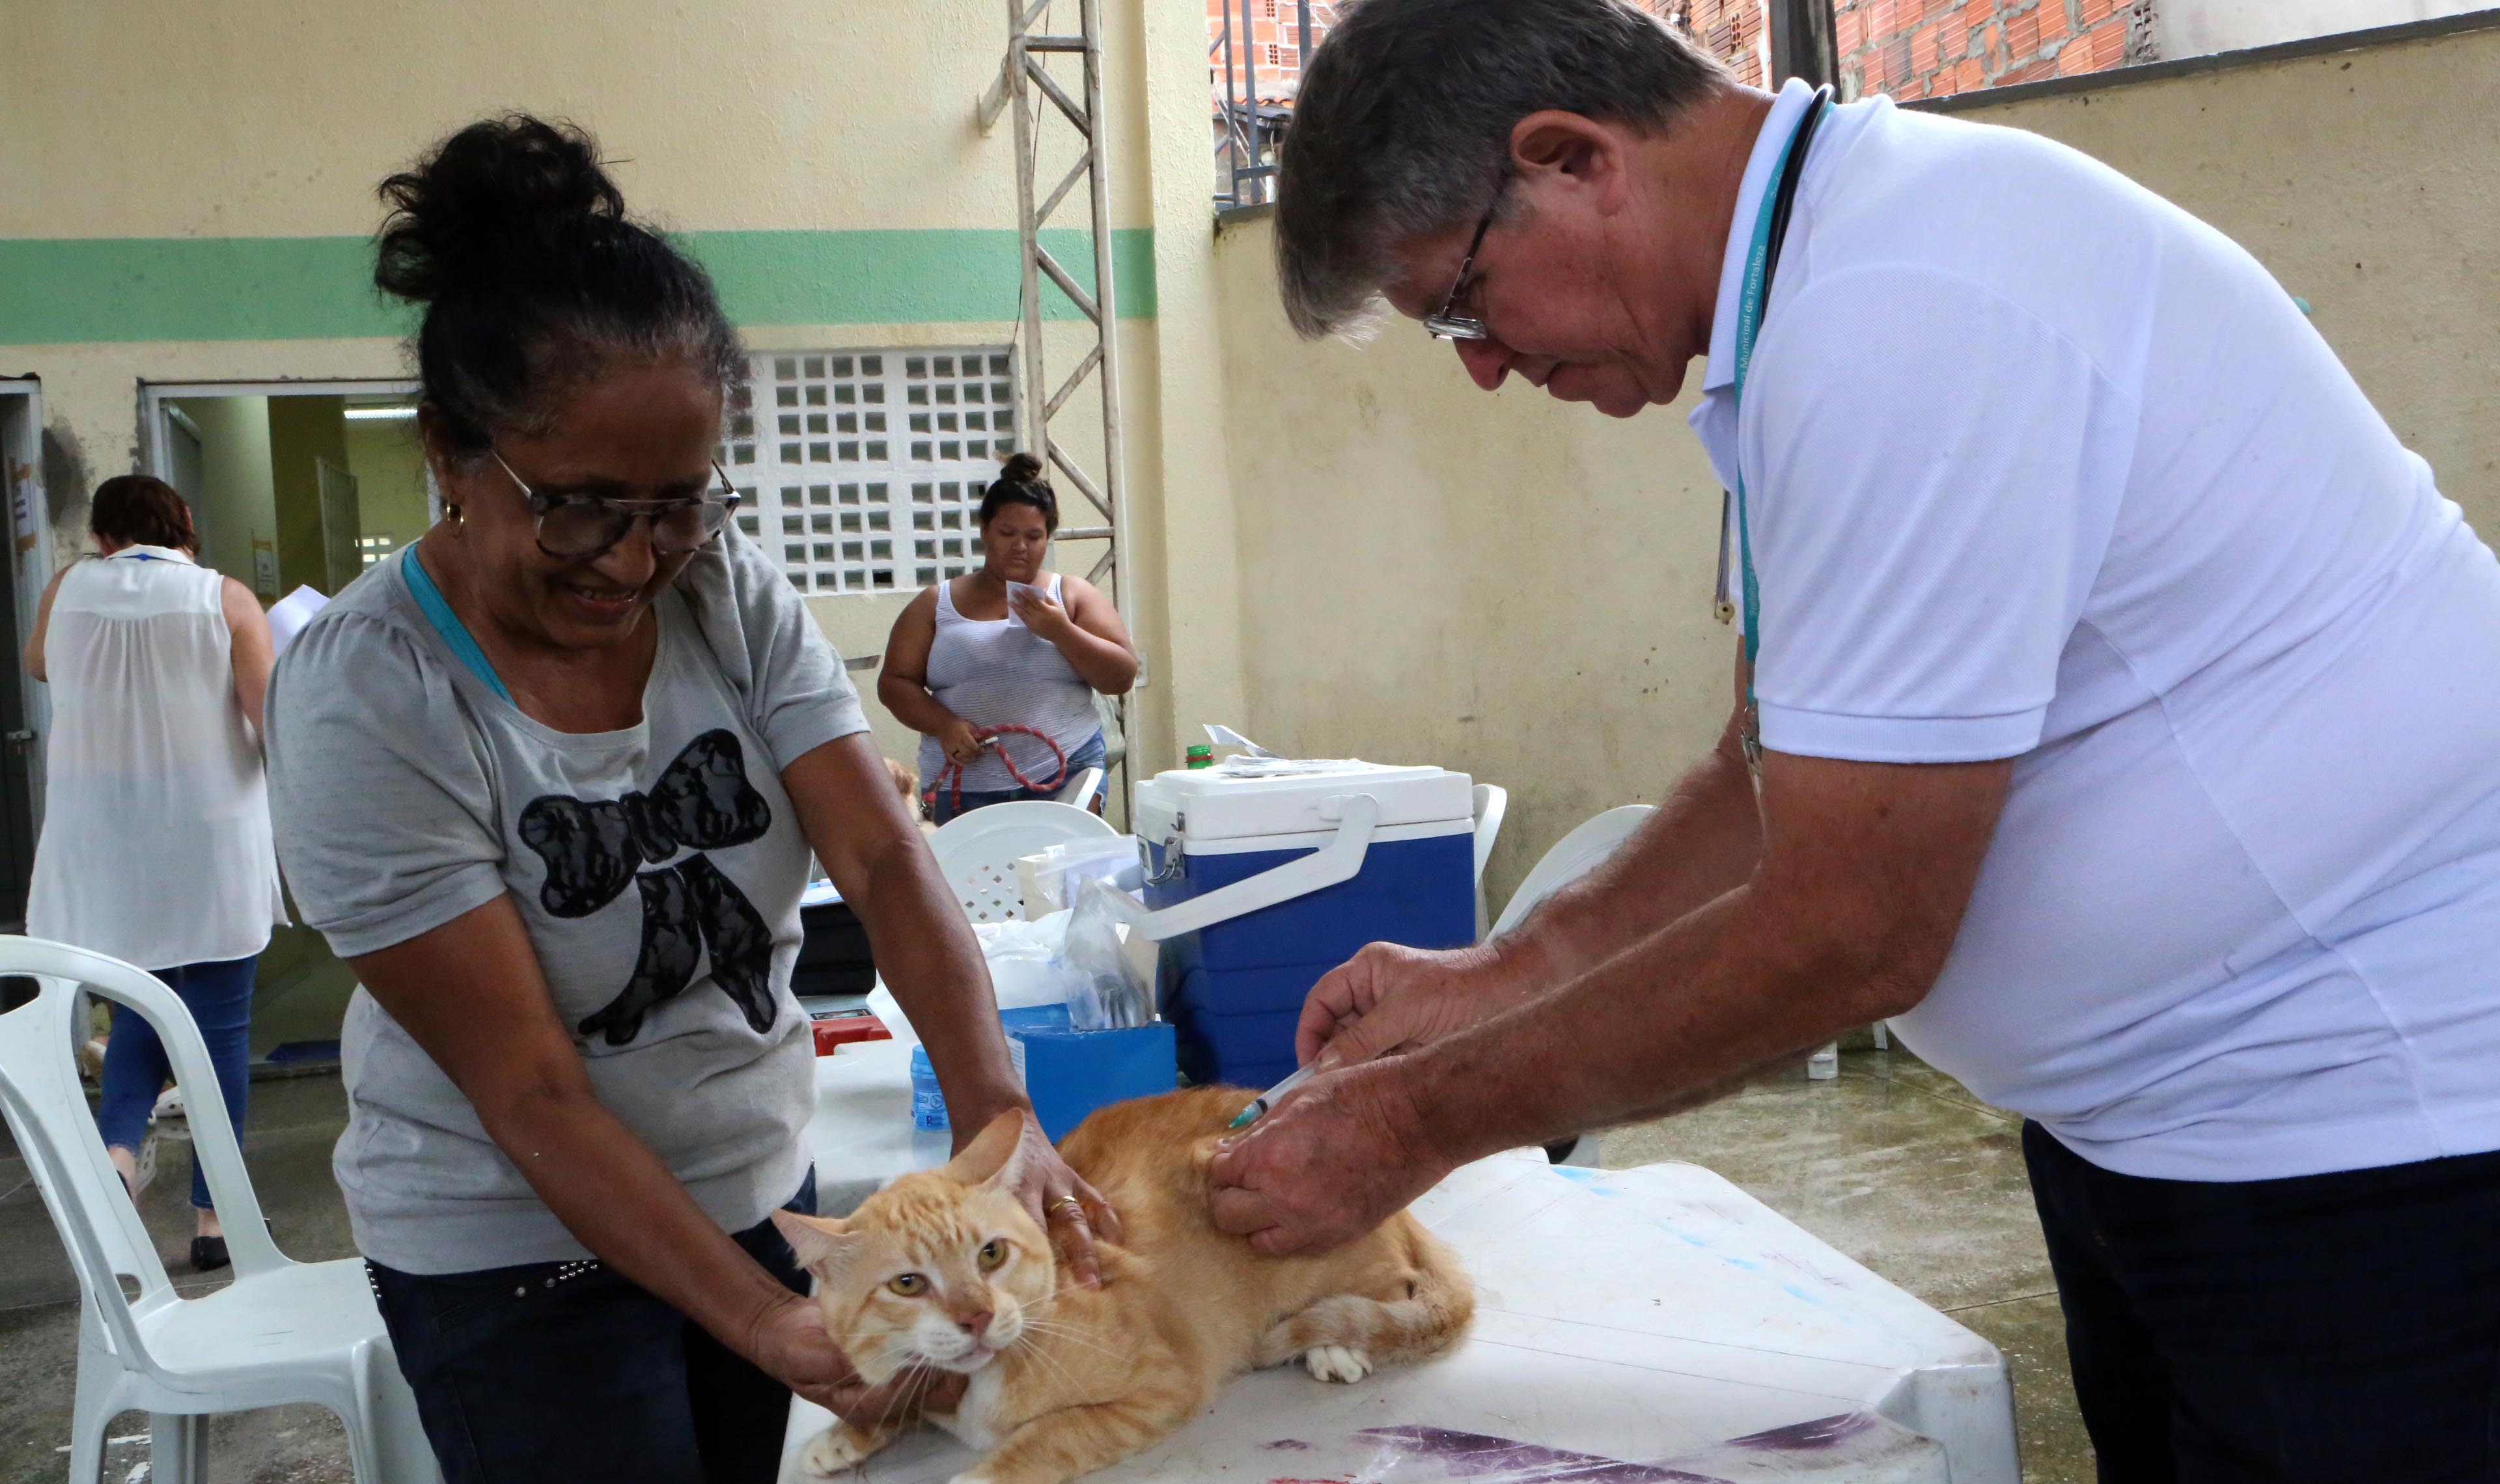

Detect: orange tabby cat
773,1086,1474,1484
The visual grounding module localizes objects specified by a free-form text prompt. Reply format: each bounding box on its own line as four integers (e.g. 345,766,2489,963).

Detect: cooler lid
1135,757,1475,843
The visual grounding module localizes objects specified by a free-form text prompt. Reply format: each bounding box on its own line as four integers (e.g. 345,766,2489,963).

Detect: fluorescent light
344,407,417,421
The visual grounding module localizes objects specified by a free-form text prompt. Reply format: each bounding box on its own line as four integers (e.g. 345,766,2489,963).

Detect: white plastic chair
1055,765,1105,811
928,801,1118,923
1489,807,1654,1168
1469,783,1507,941
1490,804,1655,939
0,937,439,1484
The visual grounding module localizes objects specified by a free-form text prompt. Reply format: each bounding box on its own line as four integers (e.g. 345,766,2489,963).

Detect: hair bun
374,115,626,305
999,451,1046,485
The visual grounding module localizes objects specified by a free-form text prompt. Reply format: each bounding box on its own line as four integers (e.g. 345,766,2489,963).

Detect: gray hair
1275,0,1727,338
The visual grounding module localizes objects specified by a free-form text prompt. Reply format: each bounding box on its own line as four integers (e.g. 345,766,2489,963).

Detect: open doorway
145,380,428,607
0,381,55,935
141,379,428,1062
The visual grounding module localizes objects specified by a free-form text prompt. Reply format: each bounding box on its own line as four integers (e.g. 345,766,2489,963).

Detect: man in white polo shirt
1205,0,2500,1476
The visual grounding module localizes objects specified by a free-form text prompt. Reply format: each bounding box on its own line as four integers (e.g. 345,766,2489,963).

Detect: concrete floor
1,1044,2092,1483
0,1074,360,1484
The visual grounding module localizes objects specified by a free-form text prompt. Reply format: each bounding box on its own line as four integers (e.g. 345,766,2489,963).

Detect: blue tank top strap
400,547,516,705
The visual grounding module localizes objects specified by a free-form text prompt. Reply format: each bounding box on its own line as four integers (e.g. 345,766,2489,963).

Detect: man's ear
771,1209,861,1277
1508,109,1642,224
943,1108,1041,1194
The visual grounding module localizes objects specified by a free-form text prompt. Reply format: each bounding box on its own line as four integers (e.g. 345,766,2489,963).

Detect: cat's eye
978,1239,1008,1272
887,1272,928,1297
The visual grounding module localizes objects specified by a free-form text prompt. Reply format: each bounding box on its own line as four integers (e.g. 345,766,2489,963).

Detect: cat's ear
772,1209,861,1276
941,1108,1036,1190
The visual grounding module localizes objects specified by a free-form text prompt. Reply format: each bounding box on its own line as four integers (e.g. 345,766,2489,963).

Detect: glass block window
719,348,1017,596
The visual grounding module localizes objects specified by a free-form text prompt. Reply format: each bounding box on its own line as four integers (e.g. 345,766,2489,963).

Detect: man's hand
1207,1059,1452,1255
747,1293,969,1422
1296,941,1533,1069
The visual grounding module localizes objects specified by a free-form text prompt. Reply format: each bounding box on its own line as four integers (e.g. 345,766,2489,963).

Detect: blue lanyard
400,546,515,705
1730,92,1832,770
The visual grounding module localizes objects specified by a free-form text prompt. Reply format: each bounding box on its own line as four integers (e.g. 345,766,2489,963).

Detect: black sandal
189,1235,230,1273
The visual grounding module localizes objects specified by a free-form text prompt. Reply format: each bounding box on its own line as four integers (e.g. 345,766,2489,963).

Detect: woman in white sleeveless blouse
24,475,281,1271
879,452,1139,824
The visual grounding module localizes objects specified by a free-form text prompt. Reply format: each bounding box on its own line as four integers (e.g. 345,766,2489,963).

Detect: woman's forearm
1048,626,1138,695
852,830,1031,1138
783,739,1030,1142
478,1077,800,1354
349,907,805,1366
878,674,962,737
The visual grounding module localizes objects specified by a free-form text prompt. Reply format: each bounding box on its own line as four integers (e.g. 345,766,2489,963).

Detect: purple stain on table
1725,1413,1876,1451
1356,1427,1730,1484
1264,1440,1312,1451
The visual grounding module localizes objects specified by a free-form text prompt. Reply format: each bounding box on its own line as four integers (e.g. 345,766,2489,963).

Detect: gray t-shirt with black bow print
266,530,867,1275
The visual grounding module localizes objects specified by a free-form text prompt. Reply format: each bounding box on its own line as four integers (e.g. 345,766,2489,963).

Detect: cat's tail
1255,1220,1476,1373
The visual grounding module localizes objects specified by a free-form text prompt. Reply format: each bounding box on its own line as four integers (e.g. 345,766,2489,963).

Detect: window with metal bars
717,348,1018,596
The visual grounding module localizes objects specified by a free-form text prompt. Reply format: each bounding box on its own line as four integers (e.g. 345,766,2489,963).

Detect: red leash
926,723,1070,817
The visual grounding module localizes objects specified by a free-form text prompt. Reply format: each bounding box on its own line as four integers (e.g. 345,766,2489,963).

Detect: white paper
1005,580,1049,627
265,586,330,657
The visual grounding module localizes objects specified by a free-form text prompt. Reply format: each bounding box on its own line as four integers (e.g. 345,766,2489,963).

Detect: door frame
138,378,421,488
0,379,55,834
139,378,424,586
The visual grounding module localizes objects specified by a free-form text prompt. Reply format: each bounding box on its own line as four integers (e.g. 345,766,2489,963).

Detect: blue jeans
93,955,255,1212
929,732,1106,825
2023,1120,2500,1481
367,1172,816,1484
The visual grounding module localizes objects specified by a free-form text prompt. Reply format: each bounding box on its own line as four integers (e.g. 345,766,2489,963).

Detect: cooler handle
1120,793,1381,942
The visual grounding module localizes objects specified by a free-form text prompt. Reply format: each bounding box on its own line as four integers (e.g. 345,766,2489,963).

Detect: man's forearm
1404,885,1911,1161
1496,726,1762,987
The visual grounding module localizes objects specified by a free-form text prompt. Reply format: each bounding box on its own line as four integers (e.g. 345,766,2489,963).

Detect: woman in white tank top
880,453,1139,823
25,476,281,1270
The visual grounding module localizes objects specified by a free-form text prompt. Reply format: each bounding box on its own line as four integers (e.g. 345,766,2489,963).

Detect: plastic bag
1015,835,1141,916
867,909,1083,1044
1062,878,1156,1030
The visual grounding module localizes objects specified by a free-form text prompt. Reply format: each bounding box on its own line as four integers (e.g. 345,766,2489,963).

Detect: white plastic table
794,1051,2019,1484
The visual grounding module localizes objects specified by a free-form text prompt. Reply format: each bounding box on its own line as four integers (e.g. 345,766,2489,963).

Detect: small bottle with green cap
1185,743,1214,769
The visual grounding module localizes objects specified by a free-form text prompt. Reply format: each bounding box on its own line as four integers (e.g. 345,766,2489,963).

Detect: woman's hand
938,716,988,766
1296,941,1534,1070
1008,584,1077,643
998,1113,1123,1287
748,1292,969,1422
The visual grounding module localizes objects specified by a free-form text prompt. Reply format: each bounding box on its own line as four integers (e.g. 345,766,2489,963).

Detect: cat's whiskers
1004,1326,1089,1395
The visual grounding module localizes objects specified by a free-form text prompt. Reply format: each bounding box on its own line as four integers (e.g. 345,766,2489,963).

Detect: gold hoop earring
443,504,464,532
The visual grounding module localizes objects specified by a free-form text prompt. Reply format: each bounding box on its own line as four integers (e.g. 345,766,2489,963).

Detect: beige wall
1212,20,2500,903
341,417,429,555
2,0,1236,804
167,394,275,590
267,396,352,596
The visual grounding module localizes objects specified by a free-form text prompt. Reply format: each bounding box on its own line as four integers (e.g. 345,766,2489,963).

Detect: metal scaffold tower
981,0,1135,809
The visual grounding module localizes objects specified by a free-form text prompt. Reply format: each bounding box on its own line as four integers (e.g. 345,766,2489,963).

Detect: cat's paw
1303,1344,1373,1383
799,1425,882,1477
946,1472,997,1484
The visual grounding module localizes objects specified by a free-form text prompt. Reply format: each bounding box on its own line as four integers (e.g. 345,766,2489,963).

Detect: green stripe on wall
0,228,1157,345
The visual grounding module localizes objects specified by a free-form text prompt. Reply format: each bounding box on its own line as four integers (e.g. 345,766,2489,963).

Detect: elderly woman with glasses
261,115,1116,1484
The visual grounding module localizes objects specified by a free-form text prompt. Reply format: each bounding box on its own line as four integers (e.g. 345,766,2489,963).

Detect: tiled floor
2,1045,2092,1482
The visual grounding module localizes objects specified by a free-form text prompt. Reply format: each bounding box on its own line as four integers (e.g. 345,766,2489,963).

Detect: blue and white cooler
1132,758,1477,1090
